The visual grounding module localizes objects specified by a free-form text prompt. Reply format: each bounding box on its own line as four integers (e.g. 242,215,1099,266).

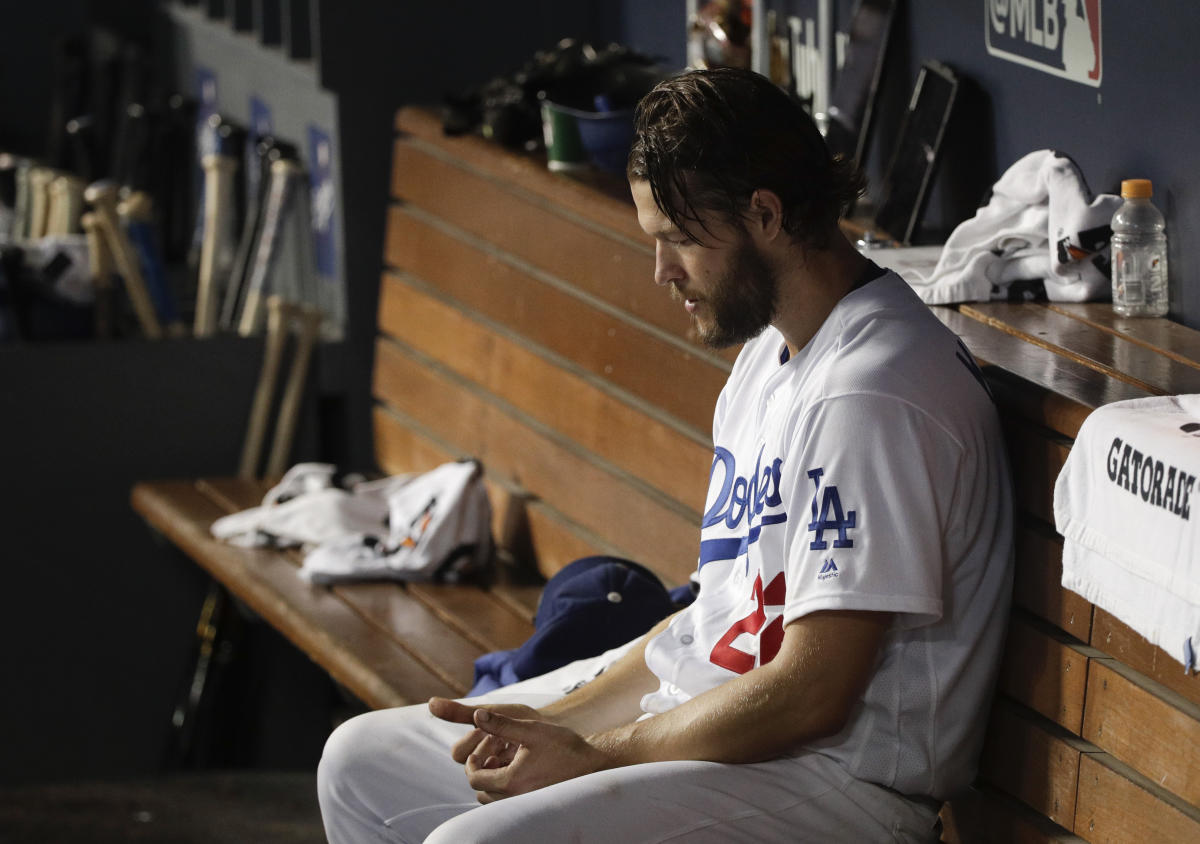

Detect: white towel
1053,395,1200,671
299,460,493,585
210,460,493,585
903,150,1121,304
210,463,404,548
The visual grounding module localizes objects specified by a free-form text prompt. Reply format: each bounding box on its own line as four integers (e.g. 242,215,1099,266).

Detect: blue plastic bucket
542,102,635,174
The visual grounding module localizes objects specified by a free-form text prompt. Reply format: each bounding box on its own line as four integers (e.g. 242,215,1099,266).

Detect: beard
692,239,779,349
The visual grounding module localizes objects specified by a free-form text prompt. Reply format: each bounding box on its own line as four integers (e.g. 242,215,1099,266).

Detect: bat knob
83,178,119,209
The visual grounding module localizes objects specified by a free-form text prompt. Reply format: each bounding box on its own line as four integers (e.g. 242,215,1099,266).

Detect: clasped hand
429,697,611,804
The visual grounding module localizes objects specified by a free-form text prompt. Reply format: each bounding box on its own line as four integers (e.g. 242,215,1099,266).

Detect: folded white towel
210,460,493,584
300,459,493,585
904,150,1121,304
210,463,405,548
1053,395,1200,671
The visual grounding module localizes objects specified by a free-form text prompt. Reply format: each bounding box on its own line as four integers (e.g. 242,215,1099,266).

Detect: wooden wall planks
381,108,1200,841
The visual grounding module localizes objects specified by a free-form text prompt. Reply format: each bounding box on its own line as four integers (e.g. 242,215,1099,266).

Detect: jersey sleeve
779,392,963,629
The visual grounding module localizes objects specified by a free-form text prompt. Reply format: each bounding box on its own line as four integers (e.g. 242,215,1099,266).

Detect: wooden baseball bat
194,152,239,336
237,158,298,336
47,173,84,235
27,166,55,240
85,180,162,339
81,210,115,339
264,303,321,478
238,294,290,479
11,158,31,241
119,190,186,337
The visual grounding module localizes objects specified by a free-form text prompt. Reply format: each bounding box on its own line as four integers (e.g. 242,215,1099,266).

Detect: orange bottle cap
1121,179,1153,198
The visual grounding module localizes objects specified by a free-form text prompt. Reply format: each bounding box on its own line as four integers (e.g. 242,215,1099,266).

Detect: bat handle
81,211,114,339
95,209,163,340
47,175,83,235
265,304,322,479
195,154,239,337
27,167,54,240
239,295,291,480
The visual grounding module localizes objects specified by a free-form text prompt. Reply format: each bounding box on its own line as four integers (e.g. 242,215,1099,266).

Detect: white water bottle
1110,179,1169,317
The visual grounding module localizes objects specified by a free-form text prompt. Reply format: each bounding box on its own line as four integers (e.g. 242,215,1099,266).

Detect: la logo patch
807,468,856,550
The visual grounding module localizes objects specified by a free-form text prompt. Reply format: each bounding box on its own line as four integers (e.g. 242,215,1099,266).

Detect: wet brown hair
628,67,864,249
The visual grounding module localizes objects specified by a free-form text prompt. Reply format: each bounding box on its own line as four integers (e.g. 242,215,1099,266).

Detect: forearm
538,613,673,735
590,610,890,767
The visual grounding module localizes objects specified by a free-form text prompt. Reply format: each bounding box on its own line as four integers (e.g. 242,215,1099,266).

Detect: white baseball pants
317,691,941,843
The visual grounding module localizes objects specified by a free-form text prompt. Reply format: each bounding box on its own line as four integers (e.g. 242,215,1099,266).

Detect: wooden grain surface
1089,608,1200,708
997,614,1099,734
1081,658,1200,806
1004,419,1073,526
931,308,1149,437
940,786,1084,844
382,209,729,433
1073,752,1200,842
377,274,713,511
389,141,686,336
1013,519,1093,642
130,481,457,708
962,303,1200,396
978,701,1093,829
372,400,699,586
197,478,521,697
395,107,647,243
369,404,629,585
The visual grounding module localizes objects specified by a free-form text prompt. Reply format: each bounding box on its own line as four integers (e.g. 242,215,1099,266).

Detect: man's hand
428,697,543,765
462,709,611,803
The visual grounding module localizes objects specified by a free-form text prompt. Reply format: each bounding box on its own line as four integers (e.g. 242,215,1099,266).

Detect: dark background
0,0,1193,785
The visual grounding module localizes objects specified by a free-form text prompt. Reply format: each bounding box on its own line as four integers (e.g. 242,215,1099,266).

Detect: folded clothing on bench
901,150,1120,304
210,460,493,585
1054,394,1200,671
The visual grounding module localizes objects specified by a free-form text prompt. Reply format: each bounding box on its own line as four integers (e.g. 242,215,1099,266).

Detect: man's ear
748,189,784,243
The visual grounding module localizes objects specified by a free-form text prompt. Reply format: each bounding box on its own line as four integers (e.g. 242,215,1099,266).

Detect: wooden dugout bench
132,107,1200,841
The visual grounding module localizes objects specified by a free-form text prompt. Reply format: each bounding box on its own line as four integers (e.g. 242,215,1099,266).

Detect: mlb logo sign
985,0,1102,87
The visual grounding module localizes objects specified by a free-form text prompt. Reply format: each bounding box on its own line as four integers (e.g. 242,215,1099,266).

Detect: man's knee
317,711,379,801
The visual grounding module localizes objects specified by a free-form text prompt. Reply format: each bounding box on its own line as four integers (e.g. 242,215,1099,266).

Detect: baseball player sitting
318,67,1013,843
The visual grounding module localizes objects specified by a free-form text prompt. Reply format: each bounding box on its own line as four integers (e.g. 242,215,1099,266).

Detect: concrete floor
0,771,325,844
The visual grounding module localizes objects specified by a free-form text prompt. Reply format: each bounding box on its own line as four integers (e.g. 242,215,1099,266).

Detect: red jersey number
709,572,786,674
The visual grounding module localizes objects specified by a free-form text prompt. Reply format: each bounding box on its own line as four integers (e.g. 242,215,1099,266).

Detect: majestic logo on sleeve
807,468,856,550
699,446,787,570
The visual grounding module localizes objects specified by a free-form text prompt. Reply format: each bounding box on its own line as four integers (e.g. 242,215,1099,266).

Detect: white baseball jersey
642,270,1014,800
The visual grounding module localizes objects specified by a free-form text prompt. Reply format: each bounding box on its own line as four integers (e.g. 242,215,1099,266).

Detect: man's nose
654,242,681,286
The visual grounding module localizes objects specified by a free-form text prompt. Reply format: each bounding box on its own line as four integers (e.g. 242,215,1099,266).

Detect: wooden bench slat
372,350,700,585
1081,658,1200,806
195,477,506,697
1074,752,1200,841
940,785,1085,843
389,142,685,335
370,403,625,587
395,106,649,244
997,614,1098,734
932,307,1149,437
1089,608,1200,708
130,480,457,709
1046,303,1200,370
961,302,1200,397
405,583,537,654
1004,419,1073,526
977,700,1094,830
377,274,713,510
1013,519,1093,642
382,209,728,434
